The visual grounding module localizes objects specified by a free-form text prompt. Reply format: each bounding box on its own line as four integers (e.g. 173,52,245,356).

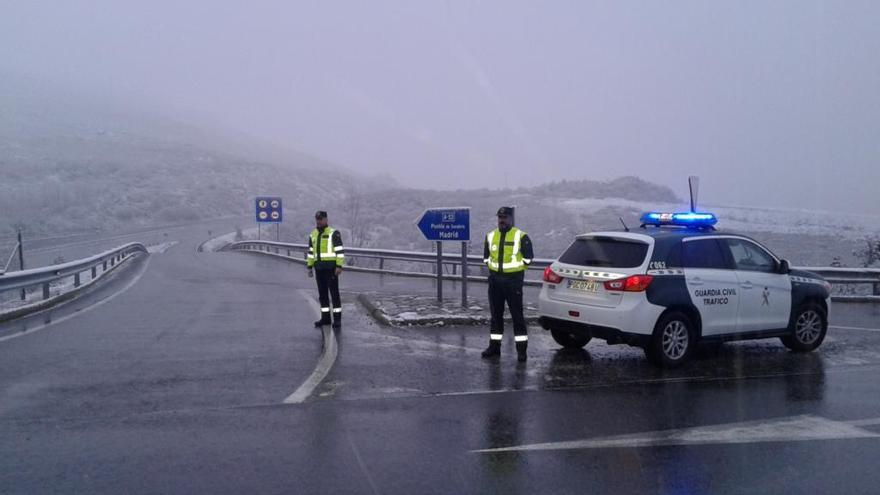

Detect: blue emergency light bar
640,211,718,228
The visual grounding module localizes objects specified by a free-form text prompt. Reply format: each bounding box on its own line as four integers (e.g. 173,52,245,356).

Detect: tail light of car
543,266,563,284
604,274,654,292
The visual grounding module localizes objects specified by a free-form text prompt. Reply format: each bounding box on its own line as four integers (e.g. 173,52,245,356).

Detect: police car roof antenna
688,175,699,213
687,175,715,231
619,217,630,232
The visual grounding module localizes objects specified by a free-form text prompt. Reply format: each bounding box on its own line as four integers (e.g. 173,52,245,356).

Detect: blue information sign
416,207,470,241
255,197,283,223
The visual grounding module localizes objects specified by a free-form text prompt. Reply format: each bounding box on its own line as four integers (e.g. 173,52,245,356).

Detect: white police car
537,211,832,367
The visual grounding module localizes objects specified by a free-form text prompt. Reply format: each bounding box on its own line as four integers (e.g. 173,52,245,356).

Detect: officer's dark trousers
488,273,527,349
315,268,341,323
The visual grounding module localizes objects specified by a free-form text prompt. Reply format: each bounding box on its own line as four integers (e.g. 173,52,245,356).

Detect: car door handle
740,282,754,289
689,277,704,286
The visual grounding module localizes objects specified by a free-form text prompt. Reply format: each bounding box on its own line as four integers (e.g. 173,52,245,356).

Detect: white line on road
283,289,338,404
0,255,151,344
831,325,880,333
347,431,382,495
471,414,880,453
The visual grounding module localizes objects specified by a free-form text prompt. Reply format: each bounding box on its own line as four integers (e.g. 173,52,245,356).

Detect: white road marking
0,255,151,344
831,325,880,333
347,431,382,495
431,387,539,398
283,289,338,404
471,414,880,453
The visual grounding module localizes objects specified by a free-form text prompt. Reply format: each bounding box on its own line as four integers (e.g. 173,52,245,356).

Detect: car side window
682,239,729,269
664,242,683,268
725,238,777,273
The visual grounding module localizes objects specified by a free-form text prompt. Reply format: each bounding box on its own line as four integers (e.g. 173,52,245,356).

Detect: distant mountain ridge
329,177,680,257
0,74,390,237
524,176,680,203
1,74,679,252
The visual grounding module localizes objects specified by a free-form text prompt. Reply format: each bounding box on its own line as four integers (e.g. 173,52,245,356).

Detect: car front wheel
781,303,827,352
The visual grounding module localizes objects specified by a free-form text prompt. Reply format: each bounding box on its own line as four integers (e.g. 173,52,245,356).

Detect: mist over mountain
0,75,394,238
1,76,873,268
1,77,683,244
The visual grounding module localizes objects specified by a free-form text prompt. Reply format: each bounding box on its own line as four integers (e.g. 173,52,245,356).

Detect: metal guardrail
224,240,553,287
798,267,880,302
0,242,148,302
226,240,553,266
226,241,880,302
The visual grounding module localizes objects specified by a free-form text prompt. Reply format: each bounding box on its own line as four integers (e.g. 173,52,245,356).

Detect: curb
355,293,539,328
356,293,393,327
197,236,231,253
232,248,543,327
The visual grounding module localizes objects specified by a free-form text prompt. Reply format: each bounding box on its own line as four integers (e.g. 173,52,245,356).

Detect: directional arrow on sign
415,207,470,242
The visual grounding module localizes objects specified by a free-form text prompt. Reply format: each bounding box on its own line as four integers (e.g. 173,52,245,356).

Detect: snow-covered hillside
551,197,880,240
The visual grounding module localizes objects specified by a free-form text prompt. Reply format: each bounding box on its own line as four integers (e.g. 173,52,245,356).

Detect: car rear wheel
550,329,591,349
781,302,827,352
645,311,696,368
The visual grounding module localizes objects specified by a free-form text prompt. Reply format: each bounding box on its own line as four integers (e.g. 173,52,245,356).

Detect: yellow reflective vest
484,227,529,273
307,227,344,268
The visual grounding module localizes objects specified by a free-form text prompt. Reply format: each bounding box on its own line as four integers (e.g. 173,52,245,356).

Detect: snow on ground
199,227,259,252
551,197,880,239
147,241,178,254
0,251,142,315
0,269,86,313
363,292,539,327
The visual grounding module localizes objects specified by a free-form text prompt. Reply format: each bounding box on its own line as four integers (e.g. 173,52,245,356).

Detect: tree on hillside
339,180,375,267
853,236,880,267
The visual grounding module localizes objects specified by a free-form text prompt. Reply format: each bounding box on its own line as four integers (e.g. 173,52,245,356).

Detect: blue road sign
416,207,470,241
255,197,283,223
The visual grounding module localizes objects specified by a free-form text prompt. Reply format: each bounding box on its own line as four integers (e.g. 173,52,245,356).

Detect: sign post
460,241,468,307
17,229,25,301
255,197,283,242
436,241,443,302
416,207,471,305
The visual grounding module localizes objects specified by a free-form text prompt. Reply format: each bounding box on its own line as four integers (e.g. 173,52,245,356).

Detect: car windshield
558,237,649,268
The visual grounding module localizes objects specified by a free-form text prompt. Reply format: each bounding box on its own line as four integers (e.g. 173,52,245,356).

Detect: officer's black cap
315,210,328,219
496,207,513,217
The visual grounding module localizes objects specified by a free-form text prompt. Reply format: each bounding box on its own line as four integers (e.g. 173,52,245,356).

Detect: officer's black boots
332,314,341,329
481,341,501,358
516,342,528,362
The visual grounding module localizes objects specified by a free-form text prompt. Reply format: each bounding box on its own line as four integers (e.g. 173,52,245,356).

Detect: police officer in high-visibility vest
307,211,344,328
482,207,534,362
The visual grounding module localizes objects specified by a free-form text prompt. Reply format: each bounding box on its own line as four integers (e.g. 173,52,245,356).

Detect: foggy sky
1,1,878,214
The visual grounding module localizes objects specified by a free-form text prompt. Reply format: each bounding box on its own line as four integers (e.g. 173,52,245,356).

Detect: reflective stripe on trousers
489,334,528,342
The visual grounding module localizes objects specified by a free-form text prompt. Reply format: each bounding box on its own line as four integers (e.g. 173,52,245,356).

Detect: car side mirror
778,259,791,274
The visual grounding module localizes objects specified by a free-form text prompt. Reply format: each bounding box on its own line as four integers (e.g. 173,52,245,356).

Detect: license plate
568,279,599,293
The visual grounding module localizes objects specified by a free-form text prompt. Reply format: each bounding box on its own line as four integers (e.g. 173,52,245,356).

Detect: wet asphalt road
2,230,880,494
